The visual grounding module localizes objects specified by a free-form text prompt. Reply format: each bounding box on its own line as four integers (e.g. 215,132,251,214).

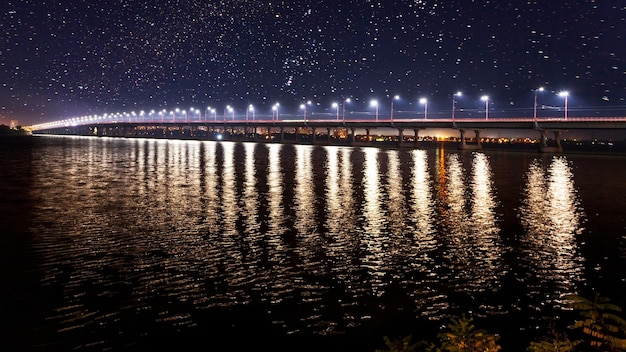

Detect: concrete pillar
280,126,284,142
414,129,420,146
475,129,482,147
398,128,404,145
366,128,371,141
554,131,562,149
540,130,548,147
327,128,332,141
350,128,356,143
459,129,467,146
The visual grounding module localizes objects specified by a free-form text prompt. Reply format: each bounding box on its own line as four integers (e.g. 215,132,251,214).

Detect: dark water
1,135,626,351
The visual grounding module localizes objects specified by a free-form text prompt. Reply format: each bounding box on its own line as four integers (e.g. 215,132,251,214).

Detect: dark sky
1,0,625,126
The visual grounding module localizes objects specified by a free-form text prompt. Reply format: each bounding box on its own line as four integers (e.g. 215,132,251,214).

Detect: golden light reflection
324,146,342,237
386,150,406,235
407,149,446,316
440,152,503,295
361,147,387,295
410,150,436,242
242,142,260,236
202,142,220,234
264,142,288,267
324,146,359,269
468,153,502,291
220,142,238,235
294,145,317,237
520,156,585,304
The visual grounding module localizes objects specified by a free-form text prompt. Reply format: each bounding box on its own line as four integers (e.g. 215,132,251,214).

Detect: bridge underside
33,120,607,153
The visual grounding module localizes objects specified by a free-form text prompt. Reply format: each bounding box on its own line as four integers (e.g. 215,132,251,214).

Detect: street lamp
390,95,400,121
452,91,462,121
419,98,428,119
300,101,311,122
370,100,379,121
533,87,545,121
272,103,279,121
332,102,339,120
247,104,254,122
224,105,233,121
558,91,569,120
342,98,351,122
481,95,489,120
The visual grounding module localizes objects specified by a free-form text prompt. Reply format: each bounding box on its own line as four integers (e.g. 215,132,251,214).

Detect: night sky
1,0,625,126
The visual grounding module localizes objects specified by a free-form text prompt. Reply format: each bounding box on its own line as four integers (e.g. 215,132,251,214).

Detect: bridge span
31,116,626,153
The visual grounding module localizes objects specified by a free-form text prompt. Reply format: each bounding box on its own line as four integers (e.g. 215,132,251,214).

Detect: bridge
31,116,626,152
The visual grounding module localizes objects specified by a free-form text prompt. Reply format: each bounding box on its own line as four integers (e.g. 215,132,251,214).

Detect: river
1,135,625,351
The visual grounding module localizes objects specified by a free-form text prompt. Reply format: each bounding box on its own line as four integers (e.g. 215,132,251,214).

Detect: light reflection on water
18,137,597,350
519,156,585,308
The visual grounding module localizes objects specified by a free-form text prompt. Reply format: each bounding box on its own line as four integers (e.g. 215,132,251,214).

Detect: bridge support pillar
539,130,563,153
398,128,404,146
366,128,371,142
327,128,332,142
280,126,284,142
350,128,356,144
458,129,482,150
312,127,317,143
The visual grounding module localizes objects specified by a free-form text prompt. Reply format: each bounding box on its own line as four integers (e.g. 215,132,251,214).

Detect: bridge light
452,92,462,121
390,95,400,122
481,95,489,120
342,98,351,122
419,98,428,119
332,102,339,120
534,87,545,121
370,100,379,122
559,91,569,120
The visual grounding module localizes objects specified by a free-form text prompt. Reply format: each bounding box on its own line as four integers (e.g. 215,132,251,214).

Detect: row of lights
31,88,571,130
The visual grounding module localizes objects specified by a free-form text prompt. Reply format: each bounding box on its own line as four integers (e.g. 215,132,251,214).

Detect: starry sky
1,0,625,126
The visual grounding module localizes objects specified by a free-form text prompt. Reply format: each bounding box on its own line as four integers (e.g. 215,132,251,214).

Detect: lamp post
342,98,351,122
224,105,233,122
419,98,428,119
300,103,307,122
533,87,544,121
370,100,379,122
272,103,279,122
481,95,489,120
332,102,339,120
558,91,569,120
247,104,254,122
390,95,400,122
452,91,462,121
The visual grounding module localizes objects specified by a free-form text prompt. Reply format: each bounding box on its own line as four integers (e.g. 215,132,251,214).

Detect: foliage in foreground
378,293,626,352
